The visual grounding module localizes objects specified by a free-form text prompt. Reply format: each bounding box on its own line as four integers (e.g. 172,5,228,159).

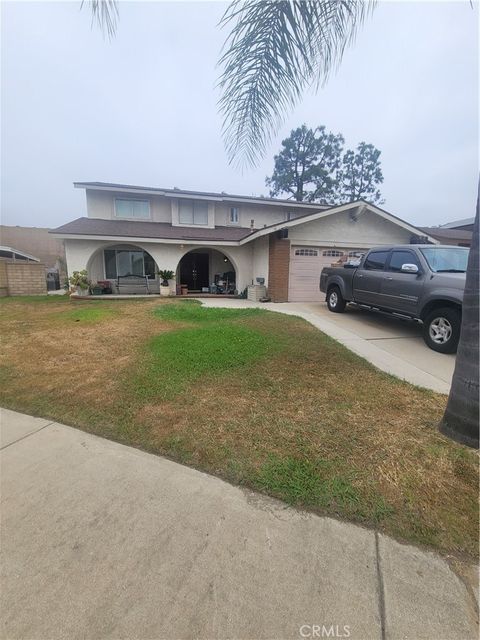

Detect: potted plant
90,282,104,295
68,270,91,297
97,280,113,294
158,269,175,296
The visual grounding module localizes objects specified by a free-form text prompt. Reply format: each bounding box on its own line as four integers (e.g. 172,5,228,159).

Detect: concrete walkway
1,408,477,640
198,299,455,394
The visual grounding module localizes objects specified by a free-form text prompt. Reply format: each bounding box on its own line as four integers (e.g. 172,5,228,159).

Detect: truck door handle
357,274,363,278
386,276,393,280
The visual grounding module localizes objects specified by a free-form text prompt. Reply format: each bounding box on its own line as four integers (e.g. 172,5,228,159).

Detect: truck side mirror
401,263,419,274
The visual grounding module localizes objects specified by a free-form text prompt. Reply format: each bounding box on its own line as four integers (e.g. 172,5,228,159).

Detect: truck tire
327,286,346,313
423,307,461,353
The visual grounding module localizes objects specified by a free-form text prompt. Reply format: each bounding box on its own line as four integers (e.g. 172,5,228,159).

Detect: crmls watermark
299,624,351,638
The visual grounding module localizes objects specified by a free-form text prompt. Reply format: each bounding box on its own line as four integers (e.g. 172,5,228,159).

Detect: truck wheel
423,307,461,353
327,286,346,313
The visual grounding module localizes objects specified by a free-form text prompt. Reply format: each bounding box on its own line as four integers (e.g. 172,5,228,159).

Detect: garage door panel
288,247,366,302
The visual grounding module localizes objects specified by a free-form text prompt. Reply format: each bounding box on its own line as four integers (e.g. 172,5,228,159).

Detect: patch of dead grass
0,298,477,558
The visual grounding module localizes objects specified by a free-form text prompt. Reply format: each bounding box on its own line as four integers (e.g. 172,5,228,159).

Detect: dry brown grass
0,296,477,558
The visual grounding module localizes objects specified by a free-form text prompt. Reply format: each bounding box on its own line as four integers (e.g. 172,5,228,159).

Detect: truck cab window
389,251,420,272
363,251,389,270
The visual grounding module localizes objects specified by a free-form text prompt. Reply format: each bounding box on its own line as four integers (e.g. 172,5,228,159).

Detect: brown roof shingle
51,217,253,242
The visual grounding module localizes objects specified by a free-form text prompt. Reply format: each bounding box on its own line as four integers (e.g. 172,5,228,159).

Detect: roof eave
239,200,439,245
73,182,331,210
51,232,242,246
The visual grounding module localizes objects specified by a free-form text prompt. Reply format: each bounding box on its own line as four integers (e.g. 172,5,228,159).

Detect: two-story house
51,182,436,302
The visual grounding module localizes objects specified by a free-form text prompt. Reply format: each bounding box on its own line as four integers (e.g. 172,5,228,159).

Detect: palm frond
218,1,376,169
81,0,119,39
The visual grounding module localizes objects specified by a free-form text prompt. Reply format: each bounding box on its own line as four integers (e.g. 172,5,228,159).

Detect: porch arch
86,243,159,284
176,247,238,294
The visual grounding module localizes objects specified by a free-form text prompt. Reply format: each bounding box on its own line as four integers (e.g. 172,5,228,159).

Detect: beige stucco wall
214,202,312,229
208,249,235,281
85,190,171,223
288,209,413,248
252,236,269,287
84,188,317,230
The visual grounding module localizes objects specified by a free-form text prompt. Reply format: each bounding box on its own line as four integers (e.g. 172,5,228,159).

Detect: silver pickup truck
319,244,469,353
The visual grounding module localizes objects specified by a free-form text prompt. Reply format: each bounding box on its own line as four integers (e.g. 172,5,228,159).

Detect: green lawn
0,296,477,558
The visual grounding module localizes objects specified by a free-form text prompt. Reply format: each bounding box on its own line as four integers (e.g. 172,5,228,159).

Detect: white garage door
288,247,366,302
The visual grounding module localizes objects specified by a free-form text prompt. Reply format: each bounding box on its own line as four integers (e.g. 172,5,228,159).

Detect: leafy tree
81,0,375,167
81,0,118,38
266,125,344,203
218,1,375,168
336,142,384,204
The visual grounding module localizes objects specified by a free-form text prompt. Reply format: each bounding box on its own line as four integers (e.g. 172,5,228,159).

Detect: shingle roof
419,227,472,241
51,217,253,242
440,218,475,229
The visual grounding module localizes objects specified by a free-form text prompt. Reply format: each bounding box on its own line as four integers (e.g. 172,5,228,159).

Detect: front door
180,253,209,291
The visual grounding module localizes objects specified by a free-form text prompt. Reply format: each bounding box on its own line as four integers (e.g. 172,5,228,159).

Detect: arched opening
177,249,237,294
86,244,159,292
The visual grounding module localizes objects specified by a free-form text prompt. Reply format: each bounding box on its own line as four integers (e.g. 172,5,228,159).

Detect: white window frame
178,200,209,225
229,207,239,224
114,198,151,220
294,248,318,257
322,250,344,257
104,249,156,280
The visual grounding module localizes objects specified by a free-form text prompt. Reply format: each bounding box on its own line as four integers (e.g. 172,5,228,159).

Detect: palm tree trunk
439,196,479,448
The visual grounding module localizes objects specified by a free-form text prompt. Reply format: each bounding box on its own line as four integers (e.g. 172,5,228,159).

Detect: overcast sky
1,0,478,229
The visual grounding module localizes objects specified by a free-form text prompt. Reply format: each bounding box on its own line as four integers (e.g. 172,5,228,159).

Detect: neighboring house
0,225,67,286
418,227,472,247
419,217,474,247
51,182,437,302
0,225,66,269
440,217,475,231
0,246,40,262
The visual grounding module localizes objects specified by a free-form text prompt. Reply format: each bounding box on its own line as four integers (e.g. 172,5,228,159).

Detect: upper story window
115,199,150,219
179,200,208,225
229,207,239,224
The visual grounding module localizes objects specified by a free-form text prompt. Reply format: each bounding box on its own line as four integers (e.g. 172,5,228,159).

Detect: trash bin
46,270,60,291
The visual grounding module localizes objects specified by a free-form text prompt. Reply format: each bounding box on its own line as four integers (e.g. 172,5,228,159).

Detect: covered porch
71,241,244,296
176,248,237,295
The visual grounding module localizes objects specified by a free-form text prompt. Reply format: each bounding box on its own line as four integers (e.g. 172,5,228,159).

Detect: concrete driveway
200,299,455,394
1,408,477,640
299,302,455,389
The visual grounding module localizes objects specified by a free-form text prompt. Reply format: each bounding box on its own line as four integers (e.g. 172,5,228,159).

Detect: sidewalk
1,408,477,640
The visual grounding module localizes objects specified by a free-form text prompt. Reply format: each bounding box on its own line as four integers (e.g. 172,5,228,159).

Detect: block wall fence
0,262,47,296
